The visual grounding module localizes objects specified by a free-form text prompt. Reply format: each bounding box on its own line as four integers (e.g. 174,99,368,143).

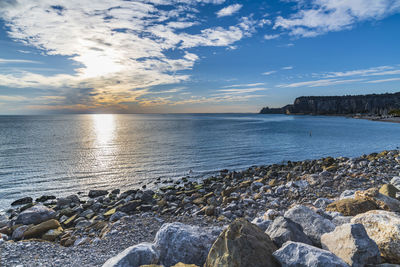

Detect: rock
74,237,90,246
103,243,159,267
390,176,400,190
36,195,56,203
321,223,380,267
141,190,155,203
284,205,335,246
75,220,91,229
326,198,378,216
340,190,356,199
56,195,80,208
89,189,108,198
15,205,56,225
118,200,142,213
263,209,281,220
172,263,199,267
204,206,215,216
355,188,400,212
0,215,8,228
379,184,399,199
351,210,400,263
11,225,30,240
104,208,117,216
23,219,61,239
42,228,63,241
63,214,77,227
313,198,334,209
11,197,33,206
332,216,353,226
265,216,313,247
273,241,349,267
205,218,279,267
154,222,220,267
251,217,272,231
110,211,127,222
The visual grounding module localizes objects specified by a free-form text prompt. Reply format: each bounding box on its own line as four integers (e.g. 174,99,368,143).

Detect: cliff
260,92,400,115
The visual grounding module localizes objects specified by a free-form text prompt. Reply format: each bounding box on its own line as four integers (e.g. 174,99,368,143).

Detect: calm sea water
0,114,399,210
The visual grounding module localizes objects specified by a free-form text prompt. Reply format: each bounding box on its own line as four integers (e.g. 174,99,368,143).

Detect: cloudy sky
0,0,400,114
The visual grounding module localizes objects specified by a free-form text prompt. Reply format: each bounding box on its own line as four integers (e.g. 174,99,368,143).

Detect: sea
1,113,399,210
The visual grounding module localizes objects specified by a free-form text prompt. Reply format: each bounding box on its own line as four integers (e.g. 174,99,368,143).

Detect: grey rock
12,225,30,240
251,217,272,231
265,216,313,247
75,220,92,229
89,190,108,198
321,223,380,267
117,200,142,213
56,195,80,208
390,176,400,190
332,215,353,226
102,243,159,267
313,198,334,209
154,222,220,266
273,241,349,267
284,205,335,246
340,190,356,199
15,205,56,225
11,197,33,206
110,211,127,222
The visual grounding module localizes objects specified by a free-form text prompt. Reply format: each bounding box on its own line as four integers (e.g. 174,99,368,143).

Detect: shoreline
1,149,400,266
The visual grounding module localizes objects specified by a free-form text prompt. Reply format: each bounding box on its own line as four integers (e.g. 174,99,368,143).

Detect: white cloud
262,71,276,75
264,34,280,40
0,0,260,111
0,58,41,64
223,82,265,88
365,77,400,83
217,87,268,94
216,4,242,17
282,66,293,70
278,78,364,88
274,0,400,37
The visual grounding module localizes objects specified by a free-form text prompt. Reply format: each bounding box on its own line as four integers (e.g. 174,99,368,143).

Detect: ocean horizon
1,113,399,210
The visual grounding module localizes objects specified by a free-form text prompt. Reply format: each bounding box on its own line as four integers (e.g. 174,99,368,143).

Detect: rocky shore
1,149,400,266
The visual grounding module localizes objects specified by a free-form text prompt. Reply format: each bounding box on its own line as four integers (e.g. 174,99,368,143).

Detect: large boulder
103,243,159,267
321,223,380,267
351,210,400,263
205,219,279,267
379,184,399,199
23,219,61,239
15,205,56,225
284,205,335,246
265,216,313,247
326,198,377,216
390,176,400,190
154,222,220,267
273,241,349,267
355,188,400,212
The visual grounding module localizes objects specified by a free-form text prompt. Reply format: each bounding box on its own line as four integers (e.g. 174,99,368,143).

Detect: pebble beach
1,149,400,266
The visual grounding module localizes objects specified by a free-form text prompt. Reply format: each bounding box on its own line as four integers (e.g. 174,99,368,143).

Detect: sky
0,0,400,114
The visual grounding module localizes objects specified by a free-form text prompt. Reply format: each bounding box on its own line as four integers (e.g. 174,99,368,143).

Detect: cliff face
260,92,400,115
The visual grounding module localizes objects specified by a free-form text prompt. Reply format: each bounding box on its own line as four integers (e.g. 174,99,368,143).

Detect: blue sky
0,0,400,114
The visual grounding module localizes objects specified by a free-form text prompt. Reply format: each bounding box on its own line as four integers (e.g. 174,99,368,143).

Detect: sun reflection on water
92,114,116,146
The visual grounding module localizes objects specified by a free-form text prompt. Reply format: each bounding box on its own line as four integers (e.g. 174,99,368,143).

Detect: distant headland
260,92,400,118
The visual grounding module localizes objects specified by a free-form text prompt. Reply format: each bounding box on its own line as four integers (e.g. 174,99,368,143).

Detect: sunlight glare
92,114,116,146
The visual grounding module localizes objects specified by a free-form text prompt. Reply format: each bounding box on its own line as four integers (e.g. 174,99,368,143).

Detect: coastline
352,115,400,124
1,149,400,266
